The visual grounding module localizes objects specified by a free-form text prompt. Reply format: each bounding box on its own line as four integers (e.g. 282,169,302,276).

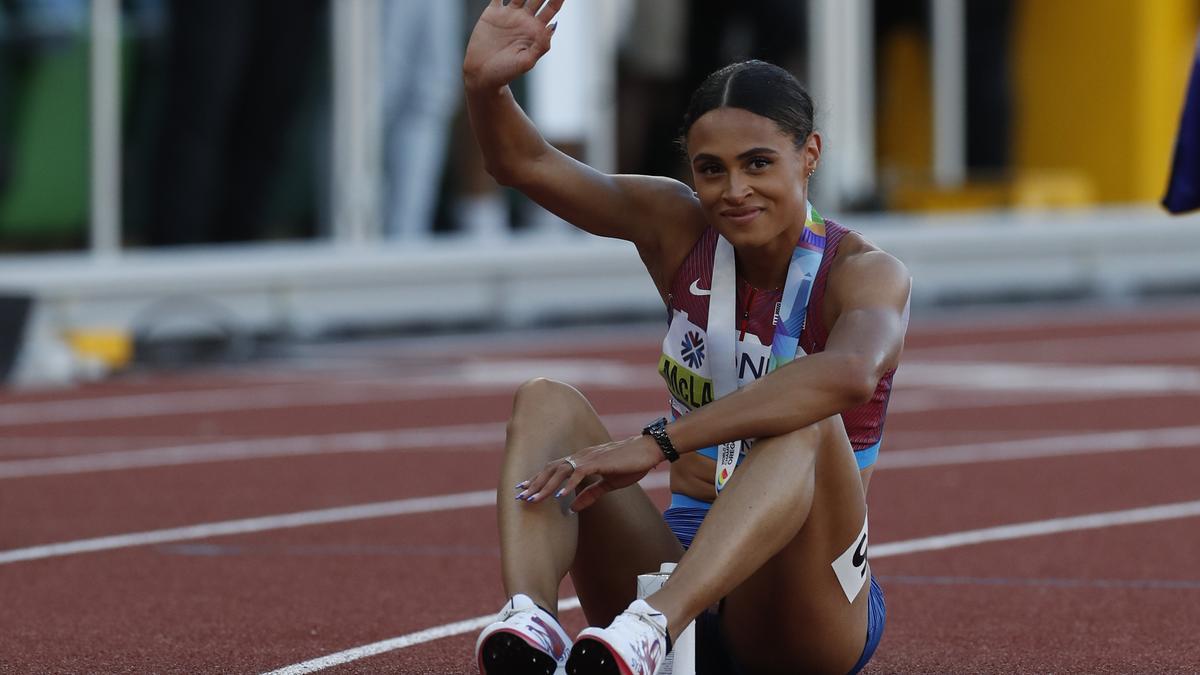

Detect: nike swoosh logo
689,279,711,296
852,533,868,575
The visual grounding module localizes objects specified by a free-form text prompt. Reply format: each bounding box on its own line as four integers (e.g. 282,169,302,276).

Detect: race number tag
831,515,870,603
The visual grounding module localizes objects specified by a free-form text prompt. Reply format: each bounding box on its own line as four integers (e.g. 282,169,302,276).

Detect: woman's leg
499,378,684,623
647,415,871,674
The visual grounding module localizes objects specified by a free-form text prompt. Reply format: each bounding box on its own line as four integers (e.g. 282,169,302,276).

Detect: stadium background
1,1,1199,673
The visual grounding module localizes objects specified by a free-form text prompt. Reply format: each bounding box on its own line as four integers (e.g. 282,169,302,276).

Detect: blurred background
0,0,1199,384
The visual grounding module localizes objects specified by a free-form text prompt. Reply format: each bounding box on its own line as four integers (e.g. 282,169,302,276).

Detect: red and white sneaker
566,599,669,675
476,594,572,675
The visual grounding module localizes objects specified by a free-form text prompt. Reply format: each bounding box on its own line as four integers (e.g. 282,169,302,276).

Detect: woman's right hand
463,0,564,93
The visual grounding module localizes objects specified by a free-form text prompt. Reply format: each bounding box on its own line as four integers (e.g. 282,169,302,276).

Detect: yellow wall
1013,0,1199,203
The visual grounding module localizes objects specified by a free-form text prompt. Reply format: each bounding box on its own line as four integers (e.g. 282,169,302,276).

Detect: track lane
3,307,1200,673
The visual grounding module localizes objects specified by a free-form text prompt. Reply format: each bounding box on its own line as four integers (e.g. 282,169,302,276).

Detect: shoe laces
609,599,668,650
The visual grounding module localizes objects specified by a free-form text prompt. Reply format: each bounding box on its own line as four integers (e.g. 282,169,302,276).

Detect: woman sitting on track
467,1,910,673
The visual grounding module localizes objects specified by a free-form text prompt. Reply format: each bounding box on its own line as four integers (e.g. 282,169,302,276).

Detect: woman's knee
505,378,605,456
509,377,588,423
755,415,844,459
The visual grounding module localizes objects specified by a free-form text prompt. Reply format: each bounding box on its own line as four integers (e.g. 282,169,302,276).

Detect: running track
2,302,1199,674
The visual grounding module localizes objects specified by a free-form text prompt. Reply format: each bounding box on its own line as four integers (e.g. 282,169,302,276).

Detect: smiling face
686,107,821,251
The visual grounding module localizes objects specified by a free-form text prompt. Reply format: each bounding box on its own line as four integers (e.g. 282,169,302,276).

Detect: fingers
516,459,573,503
570,479,611,513
524,0,548,14
536,0,565,25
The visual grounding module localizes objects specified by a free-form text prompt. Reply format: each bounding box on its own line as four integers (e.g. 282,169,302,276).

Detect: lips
720,207,764,225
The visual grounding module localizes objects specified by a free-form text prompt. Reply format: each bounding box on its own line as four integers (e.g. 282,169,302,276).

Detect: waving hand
464,0,565,91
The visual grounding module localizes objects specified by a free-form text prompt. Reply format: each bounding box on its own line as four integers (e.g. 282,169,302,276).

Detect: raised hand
464,0,565,92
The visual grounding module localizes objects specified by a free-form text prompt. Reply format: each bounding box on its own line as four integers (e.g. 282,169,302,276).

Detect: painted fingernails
554,489,566,499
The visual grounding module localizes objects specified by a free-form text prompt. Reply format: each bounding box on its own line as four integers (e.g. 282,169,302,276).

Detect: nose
722,173,752,204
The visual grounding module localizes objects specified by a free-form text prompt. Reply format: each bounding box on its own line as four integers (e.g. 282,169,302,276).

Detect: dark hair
679,60,816,152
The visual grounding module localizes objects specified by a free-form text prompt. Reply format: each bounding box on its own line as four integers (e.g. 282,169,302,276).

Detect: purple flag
1164,36,1200,214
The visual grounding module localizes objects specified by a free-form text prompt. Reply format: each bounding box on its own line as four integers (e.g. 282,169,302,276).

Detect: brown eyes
698,158,772,176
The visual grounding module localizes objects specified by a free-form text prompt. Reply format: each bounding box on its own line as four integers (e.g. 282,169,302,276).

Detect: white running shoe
476,594,572,675
566,599,669,675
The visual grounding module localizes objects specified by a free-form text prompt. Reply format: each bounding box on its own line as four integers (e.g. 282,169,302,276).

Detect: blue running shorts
665,495,886,675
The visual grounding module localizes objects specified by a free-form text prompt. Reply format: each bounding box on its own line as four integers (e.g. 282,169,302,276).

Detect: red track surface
2,302,1199,673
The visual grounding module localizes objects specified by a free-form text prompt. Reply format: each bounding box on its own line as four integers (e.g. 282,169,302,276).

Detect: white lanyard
707,202,826,492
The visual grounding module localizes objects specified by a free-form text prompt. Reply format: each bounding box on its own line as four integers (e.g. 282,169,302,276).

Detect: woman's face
687,107,820,249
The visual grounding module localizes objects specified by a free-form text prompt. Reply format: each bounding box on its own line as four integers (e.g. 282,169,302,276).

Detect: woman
466,1,910,673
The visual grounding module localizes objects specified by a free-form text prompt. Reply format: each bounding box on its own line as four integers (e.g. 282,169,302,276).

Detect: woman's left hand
516,435,664,512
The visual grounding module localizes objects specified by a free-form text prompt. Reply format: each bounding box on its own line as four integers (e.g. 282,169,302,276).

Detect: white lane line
870,500,1200,557
259,498,1200,674
902,329,1200,364
261,597,585,675
0,425,508,479
0,412,654,479
3,358,1198,428
0,384,477,427
5,417,1199,480
0,359,656,428
895,362,1200,394
880,425,1200,469
0,473,672,565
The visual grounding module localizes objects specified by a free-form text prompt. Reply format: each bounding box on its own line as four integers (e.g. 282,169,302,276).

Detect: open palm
464,0,564,91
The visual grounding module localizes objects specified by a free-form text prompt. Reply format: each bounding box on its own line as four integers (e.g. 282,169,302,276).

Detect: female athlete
466,1,911,673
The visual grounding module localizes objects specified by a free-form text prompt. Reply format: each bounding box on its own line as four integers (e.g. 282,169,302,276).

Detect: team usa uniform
660,220,890,674
479,220,891,675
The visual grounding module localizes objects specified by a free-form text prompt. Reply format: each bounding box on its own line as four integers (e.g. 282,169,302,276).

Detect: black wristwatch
642,417,680,463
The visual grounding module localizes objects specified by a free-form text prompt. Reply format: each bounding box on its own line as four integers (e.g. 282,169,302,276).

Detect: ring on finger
563,456,578,471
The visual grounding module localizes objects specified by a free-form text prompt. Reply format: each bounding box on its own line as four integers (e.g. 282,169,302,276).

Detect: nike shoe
566,599,669,675
476,594,572,675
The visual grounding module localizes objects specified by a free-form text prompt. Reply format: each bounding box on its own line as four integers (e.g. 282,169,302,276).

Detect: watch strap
642,417,680,463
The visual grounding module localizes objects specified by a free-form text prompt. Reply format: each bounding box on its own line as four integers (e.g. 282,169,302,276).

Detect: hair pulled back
680,60,816,151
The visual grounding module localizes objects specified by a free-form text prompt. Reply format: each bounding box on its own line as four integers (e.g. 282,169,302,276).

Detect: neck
734,220,805,290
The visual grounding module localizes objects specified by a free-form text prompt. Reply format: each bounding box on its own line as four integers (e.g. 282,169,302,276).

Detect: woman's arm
464,0,703,287
517,243,911,510
667,247,911,452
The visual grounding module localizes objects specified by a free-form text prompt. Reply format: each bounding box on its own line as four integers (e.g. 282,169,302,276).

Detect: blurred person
1164,33,1200,214
379,0,463,241
683,0,806,94
0,0,87,192
520,0,612,239
0,2,11,195
144,0,324,246
616,0,689,179
463,2,908,674
964,0,1013,173
0,0,88,247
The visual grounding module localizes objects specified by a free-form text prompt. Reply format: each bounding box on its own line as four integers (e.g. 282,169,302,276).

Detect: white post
932,0,967,188
89,0,121,257
331,0,383,246
527,0,620,233
808,0,875,209
586,0,623,175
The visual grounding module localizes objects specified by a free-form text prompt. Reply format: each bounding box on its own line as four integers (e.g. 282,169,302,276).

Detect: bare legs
499,379,870,672
497,378,682,622
648,416,871,675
